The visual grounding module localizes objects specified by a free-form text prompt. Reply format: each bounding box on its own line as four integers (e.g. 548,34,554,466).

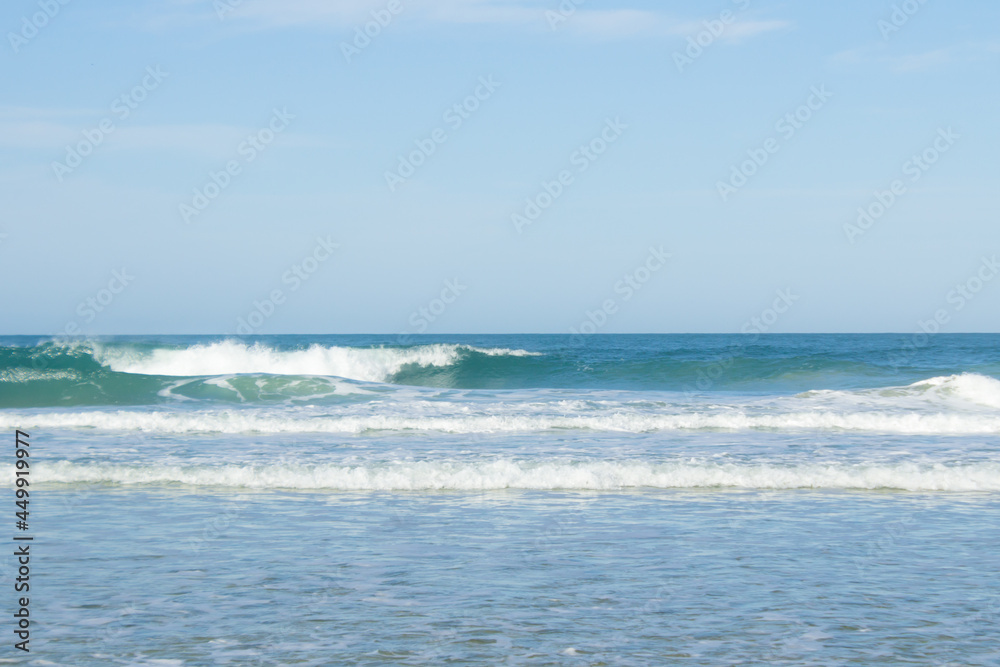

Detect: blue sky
2,0,999,334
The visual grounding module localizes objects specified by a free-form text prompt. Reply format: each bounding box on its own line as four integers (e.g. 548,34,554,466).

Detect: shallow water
25,489,1000,665
4,334,999,664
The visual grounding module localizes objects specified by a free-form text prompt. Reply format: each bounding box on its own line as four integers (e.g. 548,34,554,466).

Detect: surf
31,459,1000,492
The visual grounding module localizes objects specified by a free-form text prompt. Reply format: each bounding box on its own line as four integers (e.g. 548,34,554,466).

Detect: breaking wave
29,459,1000,492
93,340,540,382
3,400,998,435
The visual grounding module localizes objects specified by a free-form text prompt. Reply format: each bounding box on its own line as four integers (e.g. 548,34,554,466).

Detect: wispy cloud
0,122,257,161
0,106,100,120
565,10,665,39
831,41,1000,73
561,11,789,41
0,108,327,160
152,0,789,42
723,19,791,42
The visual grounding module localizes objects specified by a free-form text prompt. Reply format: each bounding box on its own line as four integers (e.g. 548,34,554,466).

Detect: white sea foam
29,459,1000,491
800,373,1000,410
909,373,1000,409
475,347,541,357
3,407,998,434
93,340,539,382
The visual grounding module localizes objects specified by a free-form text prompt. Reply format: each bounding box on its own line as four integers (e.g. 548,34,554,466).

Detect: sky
1,0,999,335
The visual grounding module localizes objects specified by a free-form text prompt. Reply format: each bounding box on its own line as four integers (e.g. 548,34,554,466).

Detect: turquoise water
3,334,999,664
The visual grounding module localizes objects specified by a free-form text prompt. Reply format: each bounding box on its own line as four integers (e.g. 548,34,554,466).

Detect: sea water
1,334,998,664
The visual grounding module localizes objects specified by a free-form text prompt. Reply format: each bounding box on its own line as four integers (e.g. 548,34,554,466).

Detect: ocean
2,334,999,665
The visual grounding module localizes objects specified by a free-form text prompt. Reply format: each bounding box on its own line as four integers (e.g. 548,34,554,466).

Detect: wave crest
4,407,998,435
30,460,1000,492
94,340,540,382
907,373,1000,409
